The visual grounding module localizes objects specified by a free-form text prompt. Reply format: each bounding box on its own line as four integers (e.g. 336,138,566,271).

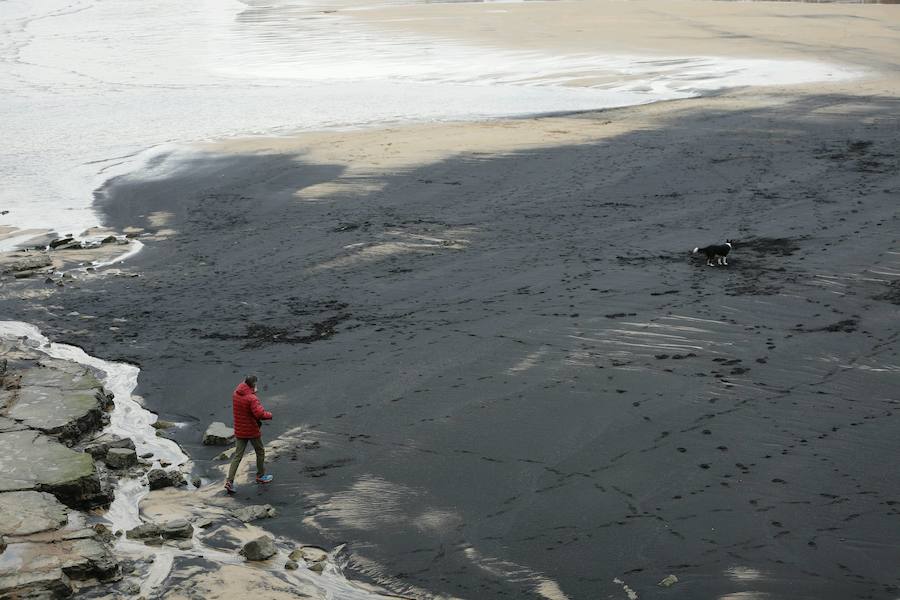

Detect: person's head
244,375,258,391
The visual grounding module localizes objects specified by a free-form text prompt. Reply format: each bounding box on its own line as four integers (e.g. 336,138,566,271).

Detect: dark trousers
227,437,265,481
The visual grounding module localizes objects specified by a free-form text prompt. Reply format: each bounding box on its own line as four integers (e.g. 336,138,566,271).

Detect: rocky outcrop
239,536,277,561
202,421,234,446
0,339,122,600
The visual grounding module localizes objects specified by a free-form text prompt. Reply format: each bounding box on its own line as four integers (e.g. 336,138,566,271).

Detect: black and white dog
693,239,733,266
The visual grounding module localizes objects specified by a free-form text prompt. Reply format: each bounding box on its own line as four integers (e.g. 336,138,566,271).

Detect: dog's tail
691,247,699,254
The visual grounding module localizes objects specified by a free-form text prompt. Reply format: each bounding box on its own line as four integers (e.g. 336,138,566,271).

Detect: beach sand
2,1,899,598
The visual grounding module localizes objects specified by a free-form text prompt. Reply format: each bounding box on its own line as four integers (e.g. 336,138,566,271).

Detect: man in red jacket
225,375,273,494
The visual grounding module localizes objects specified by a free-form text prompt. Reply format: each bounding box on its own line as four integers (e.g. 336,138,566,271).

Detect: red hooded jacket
232,382,272,439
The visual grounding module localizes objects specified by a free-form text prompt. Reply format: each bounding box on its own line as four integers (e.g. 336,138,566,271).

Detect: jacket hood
235,382,254,396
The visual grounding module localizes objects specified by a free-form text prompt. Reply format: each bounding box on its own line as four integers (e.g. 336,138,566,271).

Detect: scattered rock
147,469,186,490
105,447,138,469
101,236,119,245
284,560,299,570
126,523,161,540
308,561,326,574
49,236,75,249
151,419,175,430
139,452,154,459
202,421,235,446
176,540,193,550
193,517,214,529
159,519,193,540
191,476,202,488
0,491,68,536
293,546,328,564
215,447,236,461
122,580,141,595
239,536,277,561
232,504,278,523
658,574,678,587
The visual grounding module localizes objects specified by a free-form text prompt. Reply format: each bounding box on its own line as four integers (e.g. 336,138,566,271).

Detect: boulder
0,491,68,536
105,447,137,469
239,536,276,561
147,469,186,490
202,422,234,446
232,504,277,523
160,519,193,540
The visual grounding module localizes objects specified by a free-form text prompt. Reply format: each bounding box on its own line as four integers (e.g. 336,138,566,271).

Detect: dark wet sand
4,91,899,599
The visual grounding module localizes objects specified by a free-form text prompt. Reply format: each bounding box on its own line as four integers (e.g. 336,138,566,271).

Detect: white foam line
92,239,144,269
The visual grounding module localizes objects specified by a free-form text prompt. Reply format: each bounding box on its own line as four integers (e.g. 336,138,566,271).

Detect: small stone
140,452,153,459
284,561,299,570
202,422,235,446
101,236,119,244
176,540,193,550
191,476,202,488
308,561,326,574
658,574,678,587
193,518,214,529
239,536,277,561
105,447,138,469
151,420,175,430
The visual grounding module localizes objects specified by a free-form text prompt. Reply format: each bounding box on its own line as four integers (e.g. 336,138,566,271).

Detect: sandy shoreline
2,0,899,598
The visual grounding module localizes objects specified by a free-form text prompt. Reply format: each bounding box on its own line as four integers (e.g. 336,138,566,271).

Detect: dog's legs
722,257,728,266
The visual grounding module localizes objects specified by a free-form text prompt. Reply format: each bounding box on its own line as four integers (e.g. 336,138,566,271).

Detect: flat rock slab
7,362,108,443
0,430,100,507
0,491,68,536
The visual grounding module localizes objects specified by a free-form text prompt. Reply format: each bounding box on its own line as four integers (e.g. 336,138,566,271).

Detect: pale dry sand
200,0,899,207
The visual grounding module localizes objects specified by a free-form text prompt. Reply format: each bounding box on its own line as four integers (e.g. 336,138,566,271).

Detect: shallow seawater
0,0,856,248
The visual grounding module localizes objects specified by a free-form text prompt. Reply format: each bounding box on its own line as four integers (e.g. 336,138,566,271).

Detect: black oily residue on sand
6,94,900,600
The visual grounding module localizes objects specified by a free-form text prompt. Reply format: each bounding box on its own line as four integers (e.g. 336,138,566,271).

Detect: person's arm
250,395,273,421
